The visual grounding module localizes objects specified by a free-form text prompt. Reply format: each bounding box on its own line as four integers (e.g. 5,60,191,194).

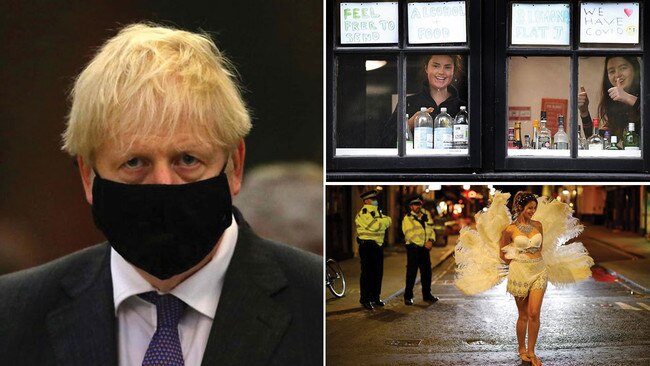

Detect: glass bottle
537,117,552,149
453,106,469,149
507,127,516,149
434,107,453,149
413,108,433,149
578,121,588,150
523,135,531,149
624,122,640,150
587,118,603,150
553,115,569,150
514,121,522,149
405,114,413,149
607,135,620,150
531,119,539,149
603,130,611,150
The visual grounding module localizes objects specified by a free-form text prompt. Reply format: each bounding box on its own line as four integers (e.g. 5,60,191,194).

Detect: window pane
407,1,468,44
507,56,571,157
339,2,399,45
335,55,398,155
511,3,570,46
579,2,640,45
577,56,642,158
403,54,469,155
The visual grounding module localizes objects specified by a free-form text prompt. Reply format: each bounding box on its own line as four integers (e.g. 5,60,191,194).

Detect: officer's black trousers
404,244,432,300
358,239,384,303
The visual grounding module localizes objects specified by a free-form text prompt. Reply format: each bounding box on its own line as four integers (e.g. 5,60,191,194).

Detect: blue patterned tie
139,292,186,366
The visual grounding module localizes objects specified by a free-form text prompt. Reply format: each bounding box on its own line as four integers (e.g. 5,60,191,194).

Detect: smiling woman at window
578,56,641,141
380,54,466,148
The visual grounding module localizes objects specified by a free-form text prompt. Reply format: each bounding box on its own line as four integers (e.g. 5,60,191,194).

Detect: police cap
407,195,423,206
360,189,378,200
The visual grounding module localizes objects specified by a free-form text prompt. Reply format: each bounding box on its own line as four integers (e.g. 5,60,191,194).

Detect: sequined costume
502,232,548,297
454,192,594,296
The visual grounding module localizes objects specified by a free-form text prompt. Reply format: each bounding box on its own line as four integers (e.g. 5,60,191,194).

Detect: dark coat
0,209,323,365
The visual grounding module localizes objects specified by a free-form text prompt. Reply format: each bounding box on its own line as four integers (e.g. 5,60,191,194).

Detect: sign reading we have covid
511,3,570,45
408,2,467,44
340,2,398,44
580,3,639,44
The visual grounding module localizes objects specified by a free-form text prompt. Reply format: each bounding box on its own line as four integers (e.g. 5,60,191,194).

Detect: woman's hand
608,78,638,107
500,254,511,265
578,86,590,117
408,107,435,130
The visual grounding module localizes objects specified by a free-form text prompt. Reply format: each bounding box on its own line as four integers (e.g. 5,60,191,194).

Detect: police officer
355,189,392,310
402,195,439,305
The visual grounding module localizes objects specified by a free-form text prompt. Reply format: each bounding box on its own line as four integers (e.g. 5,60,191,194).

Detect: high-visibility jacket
355,204,392,245
402,209,435,246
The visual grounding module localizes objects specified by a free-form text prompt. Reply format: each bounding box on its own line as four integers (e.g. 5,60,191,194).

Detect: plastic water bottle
434,107,453,149
413,108,433,149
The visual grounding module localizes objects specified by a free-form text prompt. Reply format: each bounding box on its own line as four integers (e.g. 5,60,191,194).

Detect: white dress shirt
111,216,238,366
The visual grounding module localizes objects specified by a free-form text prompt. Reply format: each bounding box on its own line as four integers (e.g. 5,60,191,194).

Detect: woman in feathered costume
455,191,594,366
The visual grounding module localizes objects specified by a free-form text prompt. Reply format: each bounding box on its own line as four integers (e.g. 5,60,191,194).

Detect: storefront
326,184,648,260
326,1,648,180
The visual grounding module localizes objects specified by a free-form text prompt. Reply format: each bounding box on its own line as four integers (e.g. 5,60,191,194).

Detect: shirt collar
111,214,239,319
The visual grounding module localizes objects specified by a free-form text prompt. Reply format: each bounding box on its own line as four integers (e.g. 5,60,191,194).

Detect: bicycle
326,258,346,298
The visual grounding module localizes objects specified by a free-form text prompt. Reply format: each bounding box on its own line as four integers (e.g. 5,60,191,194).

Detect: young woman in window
578,56,641,142
380,54,466,147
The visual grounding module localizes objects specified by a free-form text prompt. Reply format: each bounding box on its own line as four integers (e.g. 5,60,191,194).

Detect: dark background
0,0,323,274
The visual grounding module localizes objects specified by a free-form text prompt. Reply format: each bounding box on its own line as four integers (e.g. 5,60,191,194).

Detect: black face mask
91,168,232,280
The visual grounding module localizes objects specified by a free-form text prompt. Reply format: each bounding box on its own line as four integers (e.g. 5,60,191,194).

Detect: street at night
327,228,650,366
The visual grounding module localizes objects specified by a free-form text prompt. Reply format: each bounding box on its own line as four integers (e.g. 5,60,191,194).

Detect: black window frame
495,0,649,173
326,0,650,180
327,0,482,173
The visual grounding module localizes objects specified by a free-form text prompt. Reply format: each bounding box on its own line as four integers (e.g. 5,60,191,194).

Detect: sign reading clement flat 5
580,2,639,44
511,3,570,46
407,1,467,44
340,2,398,44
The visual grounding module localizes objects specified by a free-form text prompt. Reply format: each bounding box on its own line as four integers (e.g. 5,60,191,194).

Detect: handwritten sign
580,3,639,44
340,2,398,44
511,4,570,45
407,2,467,44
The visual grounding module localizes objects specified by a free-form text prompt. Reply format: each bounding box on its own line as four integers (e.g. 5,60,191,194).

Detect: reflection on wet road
327,255,650,366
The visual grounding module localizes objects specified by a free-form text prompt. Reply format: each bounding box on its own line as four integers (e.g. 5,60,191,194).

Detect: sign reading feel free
340,2,398,44
340,2,467,45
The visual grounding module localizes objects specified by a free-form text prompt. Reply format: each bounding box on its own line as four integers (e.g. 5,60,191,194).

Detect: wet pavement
327,256,650,365
578,225,650,294
326,236,457,315
326,225,650,365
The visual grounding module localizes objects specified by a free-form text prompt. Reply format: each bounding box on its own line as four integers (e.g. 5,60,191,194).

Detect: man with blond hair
0,23,322,365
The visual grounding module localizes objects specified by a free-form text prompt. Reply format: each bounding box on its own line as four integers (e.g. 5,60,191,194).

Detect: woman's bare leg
527,288,546,365
515,296,530,361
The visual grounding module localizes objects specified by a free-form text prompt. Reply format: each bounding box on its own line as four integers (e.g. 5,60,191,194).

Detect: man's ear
77,156,94,205
228,140,246,197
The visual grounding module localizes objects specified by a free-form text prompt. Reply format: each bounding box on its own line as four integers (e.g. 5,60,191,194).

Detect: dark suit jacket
0,210,323,365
